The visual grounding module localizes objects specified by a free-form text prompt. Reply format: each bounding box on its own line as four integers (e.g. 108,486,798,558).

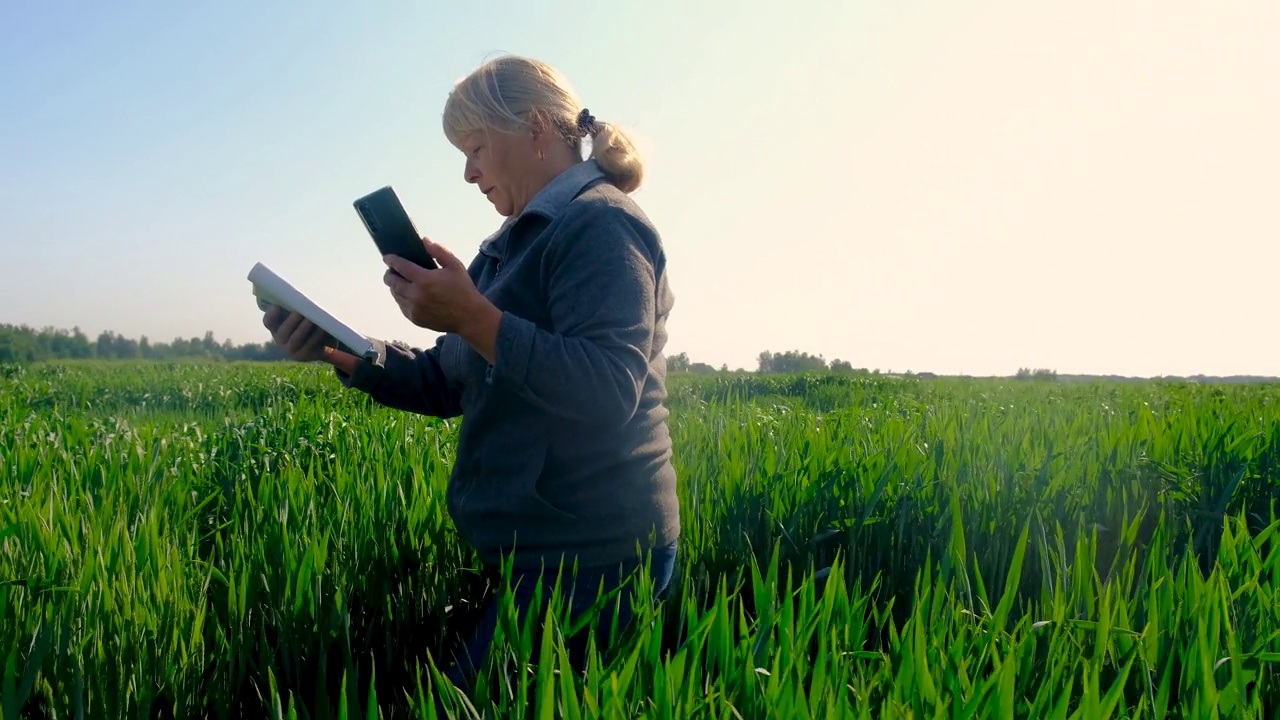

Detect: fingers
422,237,459,268
262,304,286,331
262,304,335,361
291,318,327,350
274,311,304,345
300,323,333,357
383,266,420,308
387,286,414,319
380,238,472,331
383,254,428,282
383,267,410,290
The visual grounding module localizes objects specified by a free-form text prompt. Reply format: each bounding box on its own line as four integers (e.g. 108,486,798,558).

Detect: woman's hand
383,238,489,333
262,304,338,362
383,238,503,363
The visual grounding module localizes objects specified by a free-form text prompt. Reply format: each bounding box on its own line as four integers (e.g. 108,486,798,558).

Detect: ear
527,107,550,138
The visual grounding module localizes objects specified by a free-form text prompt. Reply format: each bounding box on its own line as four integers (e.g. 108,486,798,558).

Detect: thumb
422,237,462,269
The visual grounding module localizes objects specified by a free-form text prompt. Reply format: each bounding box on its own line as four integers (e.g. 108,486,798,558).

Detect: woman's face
460,127,540,217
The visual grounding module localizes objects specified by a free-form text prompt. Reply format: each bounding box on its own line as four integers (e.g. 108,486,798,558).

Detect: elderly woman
261,55,681,689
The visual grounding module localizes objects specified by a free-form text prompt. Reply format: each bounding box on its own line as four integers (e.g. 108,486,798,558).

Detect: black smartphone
353,186,438,277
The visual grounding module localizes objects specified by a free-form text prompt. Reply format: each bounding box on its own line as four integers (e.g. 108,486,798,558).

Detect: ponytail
586,121,644,194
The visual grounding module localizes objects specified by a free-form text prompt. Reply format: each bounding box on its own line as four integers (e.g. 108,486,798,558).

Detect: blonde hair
442,55,644,193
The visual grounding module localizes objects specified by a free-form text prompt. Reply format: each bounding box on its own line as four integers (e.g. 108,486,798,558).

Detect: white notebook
247,262,378,361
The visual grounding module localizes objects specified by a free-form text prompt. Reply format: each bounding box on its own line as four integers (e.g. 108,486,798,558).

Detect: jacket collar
479,159,606,258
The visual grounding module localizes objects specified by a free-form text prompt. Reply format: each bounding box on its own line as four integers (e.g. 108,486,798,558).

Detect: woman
262,55,681,690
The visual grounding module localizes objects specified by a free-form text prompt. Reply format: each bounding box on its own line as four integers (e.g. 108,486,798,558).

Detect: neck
512,148,581,216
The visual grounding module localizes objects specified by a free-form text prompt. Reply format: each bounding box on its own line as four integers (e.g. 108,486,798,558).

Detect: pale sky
2,1,1276,377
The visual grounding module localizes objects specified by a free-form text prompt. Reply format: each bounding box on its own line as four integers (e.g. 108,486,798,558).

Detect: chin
487,195,514,216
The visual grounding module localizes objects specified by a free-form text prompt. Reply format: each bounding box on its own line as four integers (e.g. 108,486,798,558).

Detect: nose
464,157,479,185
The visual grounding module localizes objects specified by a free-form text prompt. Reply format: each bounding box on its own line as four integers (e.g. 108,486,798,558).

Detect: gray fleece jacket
336,160,681,570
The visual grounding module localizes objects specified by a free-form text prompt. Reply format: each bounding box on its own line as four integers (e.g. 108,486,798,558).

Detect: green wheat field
2,361,1278,718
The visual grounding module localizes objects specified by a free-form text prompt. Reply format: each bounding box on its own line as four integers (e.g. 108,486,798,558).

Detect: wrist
459,295,502,364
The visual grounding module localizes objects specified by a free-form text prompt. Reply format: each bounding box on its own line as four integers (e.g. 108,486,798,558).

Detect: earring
537,149,545,161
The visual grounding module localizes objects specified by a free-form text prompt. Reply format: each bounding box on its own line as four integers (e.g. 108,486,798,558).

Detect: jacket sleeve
335,334,463,418
486,204,663,427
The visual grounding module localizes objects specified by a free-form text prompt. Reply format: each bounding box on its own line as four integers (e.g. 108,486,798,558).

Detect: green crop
1,361,1278,718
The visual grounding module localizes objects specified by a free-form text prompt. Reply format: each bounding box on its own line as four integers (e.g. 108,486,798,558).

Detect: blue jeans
442,540,679,693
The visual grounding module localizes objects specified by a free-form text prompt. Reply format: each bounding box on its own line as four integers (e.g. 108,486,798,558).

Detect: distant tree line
0,324,287,364
756,350,857,374
1,324,926,376
666,350,866,375
1015,367,1059,381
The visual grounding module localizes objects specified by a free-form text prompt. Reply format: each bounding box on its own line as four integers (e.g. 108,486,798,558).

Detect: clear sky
2,1,1277,377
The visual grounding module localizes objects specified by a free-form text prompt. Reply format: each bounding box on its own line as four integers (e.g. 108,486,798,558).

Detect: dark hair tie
576,108,597,136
